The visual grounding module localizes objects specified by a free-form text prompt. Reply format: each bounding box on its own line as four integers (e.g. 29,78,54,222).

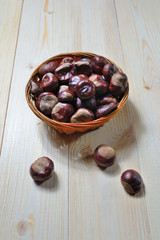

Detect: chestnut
36,92,58,116
121,170,143,195
76,97,97,111
55,63,76,84
75,79,95,100
58,90,74,102
92,56,107,74
88,74,108,96
68,74,88,93
96,102,117,119
80,57,93,66
40,73,58,92
60,57,75,65
75,60,92,76
96,94,117,106
58,85,69,94
94,144,115,168
102,63,118,83
109,72,128,100
30,157,54,183
70,108,94,123
51,102,74,122
39,60,59,76
30,75,42,97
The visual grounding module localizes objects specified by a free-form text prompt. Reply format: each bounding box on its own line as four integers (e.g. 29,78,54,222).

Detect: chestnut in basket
55,63,76,84
102,63,118,83
94,144,115,168
60,57,75,65
75,60,92,76
109,72,127,100
40,73,58,92
30,157,54,183
36,92,58,116
51,102,74,122
92,56,107,74
76,97,97,111
96,102,117,119
80,57,93,66
70,108,94,123
97,94,117,106
121,170,143,195
75,79,95,100
30,75,42,97
58,90,74,103
58,85,69,94
39,60,59,76
68,74,88,93
89,74,108,96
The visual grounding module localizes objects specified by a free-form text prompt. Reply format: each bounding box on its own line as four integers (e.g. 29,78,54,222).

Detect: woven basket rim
25,52,129,129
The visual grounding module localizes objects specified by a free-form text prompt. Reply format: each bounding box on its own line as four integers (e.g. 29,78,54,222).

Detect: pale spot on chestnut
70,108,94,123
51,102,74,122
94,144,115,168
36,92,58,116
30,157,54,183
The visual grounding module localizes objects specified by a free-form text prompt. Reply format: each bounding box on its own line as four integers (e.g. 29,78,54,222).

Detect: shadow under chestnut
35,172,59,192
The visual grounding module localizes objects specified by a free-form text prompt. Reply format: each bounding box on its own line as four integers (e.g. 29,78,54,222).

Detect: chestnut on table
121,170,143,195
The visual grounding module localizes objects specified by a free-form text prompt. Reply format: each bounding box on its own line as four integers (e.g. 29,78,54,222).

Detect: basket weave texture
25,52,129,134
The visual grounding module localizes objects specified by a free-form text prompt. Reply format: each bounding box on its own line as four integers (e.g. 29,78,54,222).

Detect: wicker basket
25,52,129,134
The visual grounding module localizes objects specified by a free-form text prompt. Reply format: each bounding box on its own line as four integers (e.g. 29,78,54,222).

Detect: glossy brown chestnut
76,97,97,111
60,57,75,65
51,102,74,122
39,60,59,76
30,75,42,97
96,102,117,119
40,73,58,92
75,79,95,100
96,94,117,106
80,57,93,66
58,90,74,103
75,60,92,76
109,72,128,100
102,63,118,83
70,108,94,123
55,63,76,84
88,74,108,96
121,170,143,195
92,56,107,74
36,92,58,116
68,75,88,93
94,144,115,168
30,157,54,183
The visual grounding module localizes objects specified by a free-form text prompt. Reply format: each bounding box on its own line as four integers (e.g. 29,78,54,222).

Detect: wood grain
115,0,160,239
0,0,69,239
68,0,150,240
0,0,159,239
0,0,23,153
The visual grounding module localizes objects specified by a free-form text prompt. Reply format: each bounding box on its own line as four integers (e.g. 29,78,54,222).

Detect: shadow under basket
25,52,129,134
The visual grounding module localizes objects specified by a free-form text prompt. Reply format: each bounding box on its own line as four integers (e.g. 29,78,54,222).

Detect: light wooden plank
68,0,150,239
0,0,70,239
115,0,160,239
0,0,23,152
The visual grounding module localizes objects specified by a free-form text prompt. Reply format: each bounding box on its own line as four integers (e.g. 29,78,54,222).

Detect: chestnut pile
30,55,128,123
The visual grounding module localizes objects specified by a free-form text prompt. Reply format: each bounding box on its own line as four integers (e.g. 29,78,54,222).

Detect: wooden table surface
0,0,160,239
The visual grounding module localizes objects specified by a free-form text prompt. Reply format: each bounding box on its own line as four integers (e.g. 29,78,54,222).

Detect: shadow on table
41,99,145,174
35,172,59,192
